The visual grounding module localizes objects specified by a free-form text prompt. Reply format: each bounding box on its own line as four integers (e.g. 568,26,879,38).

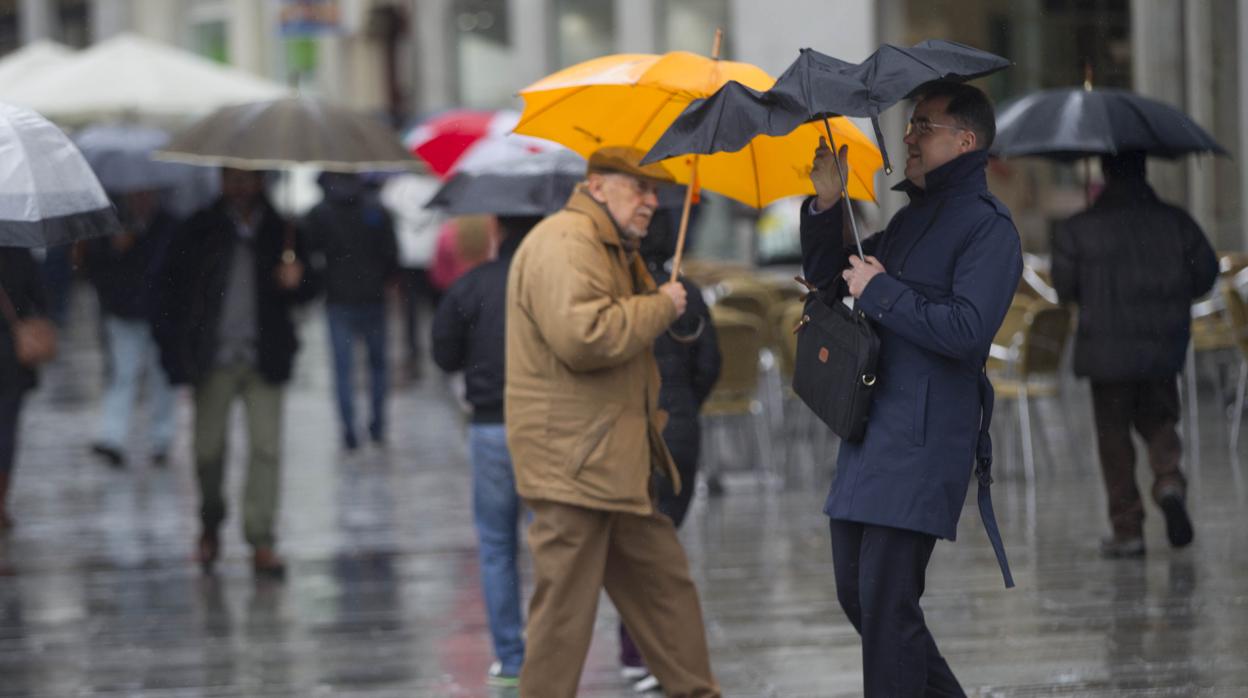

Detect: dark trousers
398,268,439,365
829,519,965,698
1090,378,1186,539
326,303,388,442
0,391,23,474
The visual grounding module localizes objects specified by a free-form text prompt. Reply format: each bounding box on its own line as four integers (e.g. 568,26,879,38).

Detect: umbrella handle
821,117,866,260
670,155,698,280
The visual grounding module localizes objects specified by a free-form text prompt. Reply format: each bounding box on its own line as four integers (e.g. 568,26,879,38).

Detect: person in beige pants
504,147,719,697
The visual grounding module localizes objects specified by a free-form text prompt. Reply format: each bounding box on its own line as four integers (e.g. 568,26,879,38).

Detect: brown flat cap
586,146,677,184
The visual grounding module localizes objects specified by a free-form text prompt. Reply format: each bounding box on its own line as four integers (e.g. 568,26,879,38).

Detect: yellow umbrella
515,47,881,207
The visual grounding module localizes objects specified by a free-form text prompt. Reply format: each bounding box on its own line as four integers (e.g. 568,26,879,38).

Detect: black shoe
343,431,359,452
151,451,168,468
196,532,220,574
90,443,124,469
1100,536,1146,559
1160,494,1194,548
369,423,385,447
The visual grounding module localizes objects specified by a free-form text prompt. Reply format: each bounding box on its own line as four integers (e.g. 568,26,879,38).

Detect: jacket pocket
561,403,624,477
913,375,929,447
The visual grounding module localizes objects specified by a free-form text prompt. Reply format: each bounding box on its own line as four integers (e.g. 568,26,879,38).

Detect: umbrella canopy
74,124,207,193
155,96,420,172
2,33,288,124
427,148,586,216
404,109,551,178
0,102,120,247
515,50,880,207
0,40,74,94
992,87,1229,161
647,41,1011,173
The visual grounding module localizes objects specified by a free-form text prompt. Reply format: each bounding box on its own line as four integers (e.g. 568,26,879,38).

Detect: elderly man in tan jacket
506,147,720,697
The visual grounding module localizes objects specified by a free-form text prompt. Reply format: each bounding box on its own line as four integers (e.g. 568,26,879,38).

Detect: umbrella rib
630,92,680,149
514,85,593,131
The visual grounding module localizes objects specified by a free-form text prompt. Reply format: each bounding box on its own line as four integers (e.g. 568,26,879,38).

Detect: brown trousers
1090,379,1187,538
520,498,719,698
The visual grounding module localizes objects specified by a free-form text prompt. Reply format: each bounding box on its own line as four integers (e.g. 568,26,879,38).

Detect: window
553,0,612,68
656,0,729,57
454,0,511,107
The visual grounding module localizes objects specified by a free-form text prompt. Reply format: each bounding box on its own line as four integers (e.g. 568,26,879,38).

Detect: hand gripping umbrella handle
822,117,866,261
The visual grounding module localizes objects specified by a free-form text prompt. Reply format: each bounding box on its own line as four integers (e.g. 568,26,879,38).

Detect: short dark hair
916,80,996,151
1100,151,1147,181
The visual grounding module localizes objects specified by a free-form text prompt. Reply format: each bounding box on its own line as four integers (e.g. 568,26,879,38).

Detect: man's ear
585,173,608,203
960,130,977,153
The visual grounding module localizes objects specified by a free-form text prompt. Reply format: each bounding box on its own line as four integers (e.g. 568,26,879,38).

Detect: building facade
2,0,1245,254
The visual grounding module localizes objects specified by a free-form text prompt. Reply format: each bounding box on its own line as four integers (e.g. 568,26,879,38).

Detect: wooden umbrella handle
668,28,722,281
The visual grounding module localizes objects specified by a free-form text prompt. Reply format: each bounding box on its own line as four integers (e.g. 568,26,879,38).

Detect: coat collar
891,149,991,201
1093,177,1160,208
565,184,625,248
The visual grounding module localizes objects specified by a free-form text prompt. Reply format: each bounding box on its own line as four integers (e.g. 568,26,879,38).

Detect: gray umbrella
426,149,586,216
0,101,120,247
992,87,1229,160
154,96,420,172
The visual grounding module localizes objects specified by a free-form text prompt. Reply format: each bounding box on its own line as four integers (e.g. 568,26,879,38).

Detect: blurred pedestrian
431,214,542,688
153,168,319,579
305,173,398,451
1051,151,1217,558
83,190,178,468
0,247,51,531
617,207,722,693
802,81,1021,696
380,174,443,383
430,215,494,293
505,147,719,698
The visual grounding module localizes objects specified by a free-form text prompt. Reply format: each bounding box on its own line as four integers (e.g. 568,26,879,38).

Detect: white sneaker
487,660,520,687
633,673,660,693
620,666,649,681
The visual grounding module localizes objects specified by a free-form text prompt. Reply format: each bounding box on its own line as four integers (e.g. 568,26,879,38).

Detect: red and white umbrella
404,109,560,178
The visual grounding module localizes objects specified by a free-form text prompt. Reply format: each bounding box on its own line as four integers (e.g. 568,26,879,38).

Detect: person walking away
802,81,1022,696
1051,151,1216,558
618,206,722,693
152,168,319,578
431,214,542,687
84,190,178,468
305,172,399,451
380,173,443,383
506,147,720,698
0,248,51,531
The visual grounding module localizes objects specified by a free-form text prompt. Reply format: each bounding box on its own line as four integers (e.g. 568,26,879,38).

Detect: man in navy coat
801,81,1022,697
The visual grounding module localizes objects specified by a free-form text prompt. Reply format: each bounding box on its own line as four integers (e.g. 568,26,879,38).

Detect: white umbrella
0,40,75,94
0,101,120,247
3,33,288,124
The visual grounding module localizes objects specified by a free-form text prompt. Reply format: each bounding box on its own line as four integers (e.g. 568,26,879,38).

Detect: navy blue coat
801,150,1022,543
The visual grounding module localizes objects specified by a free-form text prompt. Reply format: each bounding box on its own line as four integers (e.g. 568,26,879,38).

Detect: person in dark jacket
305,173,399,450
617,206,722,692
431,214,540,687
84,190,179,468
0,248,48,531
152,168,318,578
1051,152,1217,558
802,81,1022,697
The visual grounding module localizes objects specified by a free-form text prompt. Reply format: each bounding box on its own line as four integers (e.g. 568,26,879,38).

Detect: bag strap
976,366,1014,588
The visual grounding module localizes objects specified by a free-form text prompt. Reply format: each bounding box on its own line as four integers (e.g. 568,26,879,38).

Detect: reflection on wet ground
2,291,1246,696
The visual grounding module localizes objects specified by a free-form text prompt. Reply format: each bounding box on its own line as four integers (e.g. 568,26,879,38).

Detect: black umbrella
645,39,1010,257
425,149,586,217
992,87,1228,161
646,40,1011,172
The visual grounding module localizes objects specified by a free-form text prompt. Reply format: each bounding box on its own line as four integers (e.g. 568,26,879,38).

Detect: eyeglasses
905,117,966,138
608,173,659,197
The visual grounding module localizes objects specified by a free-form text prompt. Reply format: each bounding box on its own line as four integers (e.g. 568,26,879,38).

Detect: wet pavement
2,287,1248,697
